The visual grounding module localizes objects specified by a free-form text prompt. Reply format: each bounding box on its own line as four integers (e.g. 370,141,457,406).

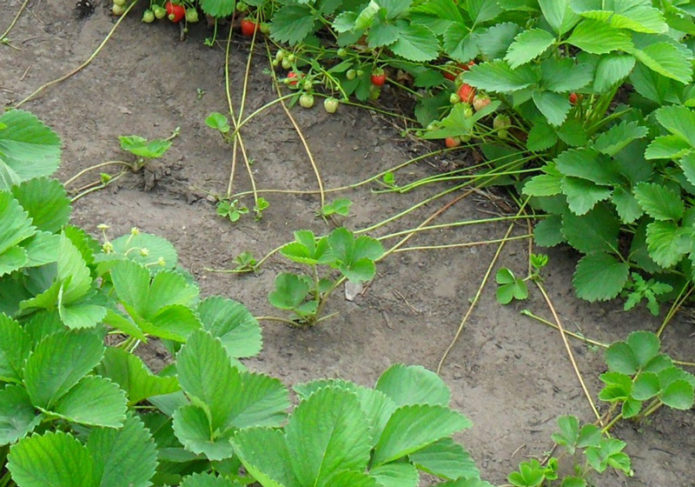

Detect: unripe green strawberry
142,9,155,23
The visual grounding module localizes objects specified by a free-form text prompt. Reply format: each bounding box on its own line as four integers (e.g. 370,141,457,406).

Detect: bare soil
1,1,693,485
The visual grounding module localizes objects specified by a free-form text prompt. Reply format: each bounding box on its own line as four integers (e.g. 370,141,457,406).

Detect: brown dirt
1,1,693,485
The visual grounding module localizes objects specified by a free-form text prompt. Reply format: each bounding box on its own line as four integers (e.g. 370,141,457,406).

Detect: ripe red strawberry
370,69,386,86
165,1,185,22
569,92,579,105
241,19,259,36
457,83,475,104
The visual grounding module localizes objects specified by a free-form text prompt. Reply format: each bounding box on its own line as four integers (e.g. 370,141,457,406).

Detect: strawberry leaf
573,253,629,301
505,28,555,68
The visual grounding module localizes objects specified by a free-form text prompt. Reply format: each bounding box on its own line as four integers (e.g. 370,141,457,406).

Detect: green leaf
23,331,104,409
109,231,178,269
57,233,93,304
534,215,564,247
442,28,478,63
654,105,695,148
505,28,555,68
660,379,694,409
390,23,439,61
466,0,503,23
631,42,693,84
634,182,684,221
285,387,371,486
612,186,643,224
109,260,150,315
23,231,60,268
271,5,316,45
681,153,695,188
0,191,35,257
227,371,289,429
375,364,450,407
205,112,230,134
526,121,558,152
281,230,329,265
198,296,262,358
566,19,633,54
370,463,418,487
0,384,41,445
475,22,520,60
555,148,622,185
632,372,660,400
646,220,690,268
539,0,580,35
199,0,234,17
409,438,480,480
523,173,562,196
532,91,571,126
372,405,471,466
464,61,536,93
327,228,384,283
87,413,158,487
644,135,692,160
233,427,299,487
594,121,648,156
96,347,180,406
551,415,579,454
176,329,241,431
269,273,311,310
561,177,612,215
172,404,235,461
627,331,661,367
508,458,545,486
571,0,668,33
562,205,620,254
146,270,199,315
118,135,171,159
11,177,71,233
593,54,636,92
50,376,126,428
573,253,629,301
541,58,594,93
8,432,97,487
605,342,639,375
0,110,61,190
0,313,31,383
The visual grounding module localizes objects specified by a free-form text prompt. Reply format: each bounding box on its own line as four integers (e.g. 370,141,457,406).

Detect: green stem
63,160,135,187
377,215,538,241
601,412,623,434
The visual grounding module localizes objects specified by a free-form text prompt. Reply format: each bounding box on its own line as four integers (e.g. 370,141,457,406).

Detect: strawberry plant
599,331,695,419
0,109,490,487
269,227,383,326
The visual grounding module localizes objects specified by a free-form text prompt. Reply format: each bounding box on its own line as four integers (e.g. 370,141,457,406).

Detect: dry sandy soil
1,1,694,485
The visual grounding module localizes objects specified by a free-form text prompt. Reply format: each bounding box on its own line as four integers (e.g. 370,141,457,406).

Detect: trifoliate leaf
199,0,235,18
